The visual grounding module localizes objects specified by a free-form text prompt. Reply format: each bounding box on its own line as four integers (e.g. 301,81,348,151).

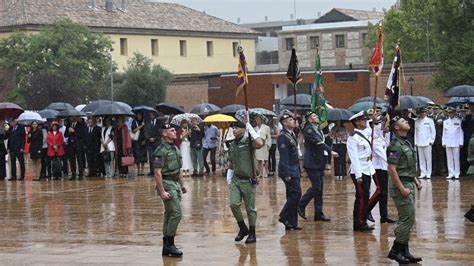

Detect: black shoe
297,206,307,220
381,217,396,224
367,212,375,223
162,236,183,257
314,214,331,222
18,177,24,181
245,226,256,244
464,206,474,222
235,221,249,241
387,241,410,264
289,226,303,231
191,173,197,177
354,224,375,232
279,218,292,230
402,243,422,263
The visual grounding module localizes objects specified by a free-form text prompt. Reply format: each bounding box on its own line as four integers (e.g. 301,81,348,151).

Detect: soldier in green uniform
386,116,423,264
227,120,264,243
153,124,187,257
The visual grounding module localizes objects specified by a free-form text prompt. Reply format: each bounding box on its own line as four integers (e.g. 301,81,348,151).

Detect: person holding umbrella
0,119,7,180
6,118,26,181
47,122,65,180
114,116,132,178
100,117,115,178
131,112,147,176
145,111,162,177
28,121,43,180
65,117,87,180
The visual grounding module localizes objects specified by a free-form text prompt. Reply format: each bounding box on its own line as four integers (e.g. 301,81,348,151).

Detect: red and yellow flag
369,25,384,76
236,46,248,96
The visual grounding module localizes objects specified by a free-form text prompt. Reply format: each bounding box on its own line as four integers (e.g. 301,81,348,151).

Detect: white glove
246,123,259,140
226,169,234,185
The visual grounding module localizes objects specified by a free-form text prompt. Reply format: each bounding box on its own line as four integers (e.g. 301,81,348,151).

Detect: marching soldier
278,112,303,230
386,116,422,264
153,124,187,257
414,107,436,179
347,111,375,231
431,105,448,176
443,107,464,179
227,119,264,243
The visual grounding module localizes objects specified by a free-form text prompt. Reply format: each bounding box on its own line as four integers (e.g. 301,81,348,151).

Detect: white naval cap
349,111,367,122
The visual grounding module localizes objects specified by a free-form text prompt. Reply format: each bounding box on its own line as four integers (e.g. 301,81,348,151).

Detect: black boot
162,236,183,257
402,243,422,263
235,221,249,241
387,241,410,264
245,226,256,244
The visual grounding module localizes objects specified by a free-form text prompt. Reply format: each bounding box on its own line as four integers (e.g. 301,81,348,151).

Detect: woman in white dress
218,123,234,176
254,115,271,178
178,119,192,177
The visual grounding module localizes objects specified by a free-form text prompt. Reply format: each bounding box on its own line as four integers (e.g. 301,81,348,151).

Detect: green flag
312,49,328,126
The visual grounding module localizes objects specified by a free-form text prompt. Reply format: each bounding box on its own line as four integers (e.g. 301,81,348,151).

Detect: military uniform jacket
303,123,331,171
277,128,300,178
442,117,464,147
153,141,182,179
229,135,255,178
414,117,436,147
372,123,388,171
347,129,375,178
387,135,417,178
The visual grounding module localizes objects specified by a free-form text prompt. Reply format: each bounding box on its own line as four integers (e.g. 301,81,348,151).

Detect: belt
399,176,414,182
359,157,371,162
162,175,179,181
235,174,251,180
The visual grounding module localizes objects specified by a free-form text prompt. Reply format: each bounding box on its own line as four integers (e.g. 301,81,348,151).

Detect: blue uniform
277,128,301,227
299,123,332,218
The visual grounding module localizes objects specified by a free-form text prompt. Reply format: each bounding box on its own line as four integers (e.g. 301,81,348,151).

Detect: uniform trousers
390,181,415,244
229,177,257,226
417,145,432,177
351,174,371,229
162,179,182,237
299,168,324,217
368,169,388,219
279,177,302,227
446,147,460,178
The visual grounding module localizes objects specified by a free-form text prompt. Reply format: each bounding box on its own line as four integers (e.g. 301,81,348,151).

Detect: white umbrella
75,104,86,111
171,113,202,125
17,111,46,125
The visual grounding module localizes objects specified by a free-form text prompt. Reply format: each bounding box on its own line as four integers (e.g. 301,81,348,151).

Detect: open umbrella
328,108,354,122
249,108,276,117
75,104,86,112
132,105,158,114
38,109,59,119
46,102,74,111
416,96,434,105
16,111,45,125
92,102,134,117
115,101,132,112
220,104,245,115
171,113,201,125
353,96,384,104
190,103,220,115
57,109,86,118
0,102,24,118
446,96,473,107
203,114,236,123
82,100,113,114
444,84,474,97
156,102,185,115
398,95,428,110
280,94,312,107
349,102,386,113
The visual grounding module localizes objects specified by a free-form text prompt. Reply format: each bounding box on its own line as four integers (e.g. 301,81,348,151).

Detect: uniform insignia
153,156,162,165
424,123,429,125
388,151,399,160
454,123,460,126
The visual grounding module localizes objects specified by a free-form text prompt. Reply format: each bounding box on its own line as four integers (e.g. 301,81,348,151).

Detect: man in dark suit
0,120,8,180
65,117,87,180
85,117,102,177
145,112,161,176
7,118,26,181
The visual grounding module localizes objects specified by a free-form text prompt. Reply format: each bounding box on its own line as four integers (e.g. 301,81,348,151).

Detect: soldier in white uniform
347,111,375,231
414,107,436,179
442,107,464,179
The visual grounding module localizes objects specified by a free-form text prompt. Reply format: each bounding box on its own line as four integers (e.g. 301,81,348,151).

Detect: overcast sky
158,0,396,24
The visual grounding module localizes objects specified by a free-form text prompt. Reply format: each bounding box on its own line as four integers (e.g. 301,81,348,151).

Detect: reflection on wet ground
0,173,472,265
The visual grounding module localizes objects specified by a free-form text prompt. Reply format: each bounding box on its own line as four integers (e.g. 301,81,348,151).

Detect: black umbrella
46,102,74,111
220,104,245,115
353,96,384,104
92,102,134,117
38,109,59,119
156,102,185,115
132,105,158,114
57,109,86,118
190,103,221,115
82,100,113,114
446,96,473,107
280,94,312,107
416,96,434,105
444,84,474,97
398,95,427,110
328,108,354,121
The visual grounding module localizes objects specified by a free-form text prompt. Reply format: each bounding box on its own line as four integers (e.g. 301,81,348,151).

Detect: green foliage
114,52,173,106
0,19,112,109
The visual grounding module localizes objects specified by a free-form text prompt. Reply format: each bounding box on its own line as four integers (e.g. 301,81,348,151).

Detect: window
151,39,158,56
233,42,239,57
179,40,187,57
206,41,214,57
120,38,128,56
285,38,294,50
335,34,345,48
362,33,368,45
335,73,357,82
310,36,319,49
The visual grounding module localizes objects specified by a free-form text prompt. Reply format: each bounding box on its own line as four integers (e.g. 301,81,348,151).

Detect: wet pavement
0,171,473,265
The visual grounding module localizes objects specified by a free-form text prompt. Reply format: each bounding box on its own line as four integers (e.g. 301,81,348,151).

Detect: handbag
52,156,62,176
130,121,140,141
102,152,111,162
121,156,135,166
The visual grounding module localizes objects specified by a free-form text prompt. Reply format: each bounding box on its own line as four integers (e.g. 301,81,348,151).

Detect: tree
0,20,112,109
114,53,173,106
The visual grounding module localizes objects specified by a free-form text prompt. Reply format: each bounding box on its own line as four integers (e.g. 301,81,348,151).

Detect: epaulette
350,132,356,137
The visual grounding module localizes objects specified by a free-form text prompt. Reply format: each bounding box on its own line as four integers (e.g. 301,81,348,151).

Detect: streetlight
109,51,114,101
408,77,415,96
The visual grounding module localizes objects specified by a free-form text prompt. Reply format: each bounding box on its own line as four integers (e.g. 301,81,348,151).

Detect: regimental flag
236,45,248,97
385,43,401,112
286,48,302,84
369,25,384,76
312,49,328,127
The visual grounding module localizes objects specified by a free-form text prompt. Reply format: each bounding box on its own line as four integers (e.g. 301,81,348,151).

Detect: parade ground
0,172,472,265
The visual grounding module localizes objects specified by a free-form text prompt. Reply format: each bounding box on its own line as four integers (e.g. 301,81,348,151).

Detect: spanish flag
236,46,248,97
369,25,384,76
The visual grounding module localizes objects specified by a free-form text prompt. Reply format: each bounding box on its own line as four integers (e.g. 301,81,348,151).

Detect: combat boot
162,236,183,257
402,243,422,263
235,221,249,241
387,241,410,264
245,226,256,244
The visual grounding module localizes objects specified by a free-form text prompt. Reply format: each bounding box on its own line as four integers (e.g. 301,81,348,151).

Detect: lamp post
408,77,415,96
109,51,114,101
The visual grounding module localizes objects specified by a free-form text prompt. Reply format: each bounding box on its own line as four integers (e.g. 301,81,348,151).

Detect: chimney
265,16,268,22
105,0,113,12
290,14,294,20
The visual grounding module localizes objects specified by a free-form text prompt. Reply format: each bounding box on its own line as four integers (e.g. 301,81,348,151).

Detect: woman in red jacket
47,121,64,180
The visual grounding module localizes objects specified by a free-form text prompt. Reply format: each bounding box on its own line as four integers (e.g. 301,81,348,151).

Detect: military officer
153,124,187,257
431,105,448,176
278,111,303,231
443,107,464,179
386,116,423,264
414,107,436,179
347,111,375,232
297,111,337,222
227,120,264,243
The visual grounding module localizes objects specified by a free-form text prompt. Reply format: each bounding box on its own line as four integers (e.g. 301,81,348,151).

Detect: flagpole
242,83,257,179
293,82,297,115
370,75,378,155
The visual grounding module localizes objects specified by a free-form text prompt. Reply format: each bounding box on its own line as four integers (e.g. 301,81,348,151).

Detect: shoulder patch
388,151,399,160
153,155,162,165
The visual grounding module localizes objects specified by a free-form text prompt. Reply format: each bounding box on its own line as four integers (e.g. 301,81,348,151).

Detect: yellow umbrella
203,114,236,123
